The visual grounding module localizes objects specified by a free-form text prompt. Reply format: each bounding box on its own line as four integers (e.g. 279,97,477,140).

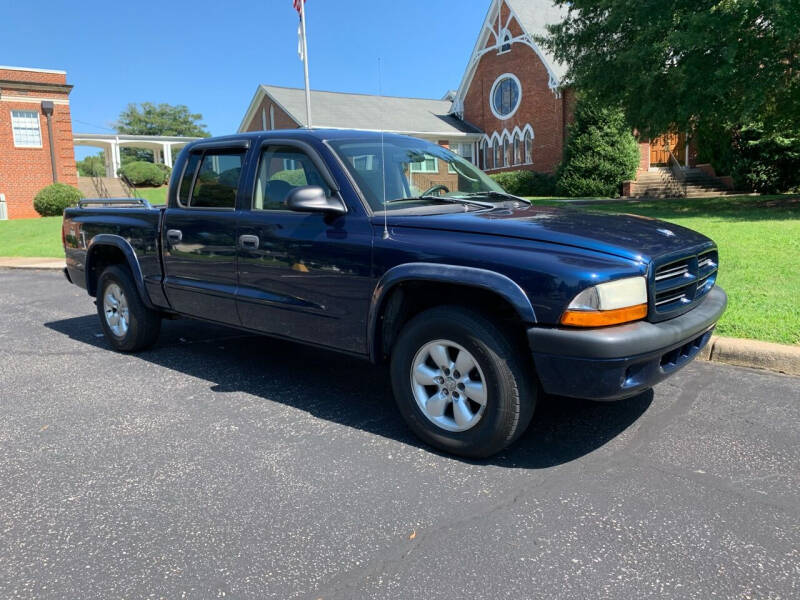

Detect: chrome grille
651,248,718,319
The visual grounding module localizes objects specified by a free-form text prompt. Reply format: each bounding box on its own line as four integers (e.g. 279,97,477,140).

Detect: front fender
367,262,537,362
85,234,155,309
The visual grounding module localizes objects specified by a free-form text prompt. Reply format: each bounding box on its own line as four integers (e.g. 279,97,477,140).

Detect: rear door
161,143,248,324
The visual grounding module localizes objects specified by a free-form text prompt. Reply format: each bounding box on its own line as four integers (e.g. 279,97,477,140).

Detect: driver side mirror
286,186,346,215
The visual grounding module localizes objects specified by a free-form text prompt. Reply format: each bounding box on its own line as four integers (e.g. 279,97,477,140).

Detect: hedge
33,183,84,217
490,170,557,197
119,161,169,187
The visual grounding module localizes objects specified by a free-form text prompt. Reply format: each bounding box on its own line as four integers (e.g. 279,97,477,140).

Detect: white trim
452,0,562,119
523,123,534,165
0,65,66,74
261,107,267,130
0,95,69,105
73,133,200,143
489,73,522,121
269,105,275,130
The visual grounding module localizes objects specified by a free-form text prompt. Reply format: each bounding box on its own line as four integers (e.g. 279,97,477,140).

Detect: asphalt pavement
1,268,798,599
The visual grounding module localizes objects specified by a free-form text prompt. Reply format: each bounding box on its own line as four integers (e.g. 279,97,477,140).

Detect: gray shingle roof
506,0,569,83
261,85,481,136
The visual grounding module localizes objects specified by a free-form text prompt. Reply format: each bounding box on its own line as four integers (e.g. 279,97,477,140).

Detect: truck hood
383,204,713,263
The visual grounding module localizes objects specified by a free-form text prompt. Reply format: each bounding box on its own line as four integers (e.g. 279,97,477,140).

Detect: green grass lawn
134,186,168,206
528,195,799,345
2,194,798,344
0,216,63,257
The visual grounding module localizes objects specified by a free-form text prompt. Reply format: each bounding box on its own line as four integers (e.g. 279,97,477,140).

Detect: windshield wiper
460,190,529,203
383,195,494,209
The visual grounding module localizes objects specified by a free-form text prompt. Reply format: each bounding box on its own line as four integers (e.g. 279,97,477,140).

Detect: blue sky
1,1,490,159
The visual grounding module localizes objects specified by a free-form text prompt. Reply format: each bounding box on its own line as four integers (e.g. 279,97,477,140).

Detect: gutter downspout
41,101,58,183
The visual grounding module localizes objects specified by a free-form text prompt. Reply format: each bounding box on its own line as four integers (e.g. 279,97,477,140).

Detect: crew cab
63,130,727,457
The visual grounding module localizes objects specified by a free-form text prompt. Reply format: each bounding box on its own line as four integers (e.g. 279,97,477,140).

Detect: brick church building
0,66,78,219
240,0,574,176
241,0,723,196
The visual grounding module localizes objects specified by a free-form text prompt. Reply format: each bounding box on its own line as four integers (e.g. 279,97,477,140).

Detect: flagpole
300,0,312,128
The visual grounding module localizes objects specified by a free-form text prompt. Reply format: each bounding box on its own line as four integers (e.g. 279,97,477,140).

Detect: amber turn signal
560,303,648,327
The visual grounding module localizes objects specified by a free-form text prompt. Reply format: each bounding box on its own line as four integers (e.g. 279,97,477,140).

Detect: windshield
328,136,505,211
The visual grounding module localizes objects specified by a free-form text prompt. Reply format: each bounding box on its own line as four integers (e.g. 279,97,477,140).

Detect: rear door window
186,150,246,209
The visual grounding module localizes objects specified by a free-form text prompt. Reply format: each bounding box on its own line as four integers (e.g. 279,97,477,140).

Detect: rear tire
390,305,536,458
97,265,161,352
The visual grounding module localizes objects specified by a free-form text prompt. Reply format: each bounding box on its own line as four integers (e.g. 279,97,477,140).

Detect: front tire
97,265,161,352
390,306,536,458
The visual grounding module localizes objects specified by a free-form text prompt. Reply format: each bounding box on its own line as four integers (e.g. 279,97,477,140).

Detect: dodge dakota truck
63,130,727,457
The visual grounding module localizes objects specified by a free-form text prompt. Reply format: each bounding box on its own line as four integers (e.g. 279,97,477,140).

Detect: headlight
561,276,648,327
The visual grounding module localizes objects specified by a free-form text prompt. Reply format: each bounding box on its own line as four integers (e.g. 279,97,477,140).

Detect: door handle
166,229,182,243
239,234,260,249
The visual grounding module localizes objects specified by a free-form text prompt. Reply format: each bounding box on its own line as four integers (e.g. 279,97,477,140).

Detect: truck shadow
45,314,653,469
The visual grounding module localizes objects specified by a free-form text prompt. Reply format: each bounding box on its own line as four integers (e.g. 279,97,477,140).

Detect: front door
650,132,686,166
235,142,373,354
161,146,247,325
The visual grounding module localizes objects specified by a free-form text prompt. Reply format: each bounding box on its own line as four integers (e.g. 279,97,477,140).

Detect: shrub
118,161,169,187
730,124,800,194
556,100,640,197
33,183,84,217
490,170,557,197
154,163,172,179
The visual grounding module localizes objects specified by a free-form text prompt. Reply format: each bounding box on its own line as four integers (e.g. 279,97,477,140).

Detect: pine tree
556,100,640,197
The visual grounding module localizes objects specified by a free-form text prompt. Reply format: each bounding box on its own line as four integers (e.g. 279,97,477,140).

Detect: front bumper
528,286,727,401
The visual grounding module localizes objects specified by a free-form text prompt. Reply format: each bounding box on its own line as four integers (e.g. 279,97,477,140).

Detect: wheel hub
103,282,130,338
410,339,488,433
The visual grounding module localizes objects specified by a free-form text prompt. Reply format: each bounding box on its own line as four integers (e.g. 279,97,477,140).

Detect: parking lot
1,268,798,599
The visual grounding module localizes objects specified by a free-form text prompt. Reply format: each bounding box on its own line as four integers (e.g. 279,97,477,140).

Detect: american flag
293,0,305,14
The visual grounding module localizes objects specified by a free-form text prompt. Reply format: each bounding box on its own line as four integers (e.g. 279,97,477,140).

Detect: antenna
378,58,389,240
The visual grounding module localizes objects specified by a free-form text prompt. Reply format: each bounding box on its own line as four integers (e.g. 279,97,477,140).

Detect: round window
490,74,522,120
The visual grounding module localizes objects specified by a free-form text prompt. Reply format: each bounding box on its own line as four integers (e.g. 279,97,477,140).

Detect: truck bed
63,198,168,309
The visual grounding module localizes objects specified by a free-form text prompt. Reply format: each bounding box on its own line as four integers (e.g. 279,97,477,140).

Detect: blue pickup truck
63,130,726,457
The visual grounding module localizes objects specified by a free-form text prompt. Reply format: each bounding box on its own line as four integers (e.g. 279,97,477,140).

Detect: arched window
499,30,512,53
503,137,510,168
483,140,491,169
524,130,533,164
513,132,521,165
493,138,501,169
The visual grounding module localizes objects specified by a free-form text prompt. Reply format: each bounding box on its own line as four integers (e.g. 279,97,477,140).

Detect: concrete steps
628,168,739,198
77,177,132,199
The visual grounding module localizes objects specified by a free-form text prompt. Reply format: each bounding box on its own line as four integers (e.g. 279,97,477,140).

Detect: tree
556,99,640,197
116,102,210,164
116,102,210,137
543,1,800,137
76,153,106,177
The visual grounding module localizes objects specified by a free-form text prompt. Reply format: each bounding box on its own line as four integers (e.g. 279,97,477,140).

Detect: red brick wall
0,68,66,85
637,140,651,172
0,68,77,219
462,11,567,174
243,95,301,132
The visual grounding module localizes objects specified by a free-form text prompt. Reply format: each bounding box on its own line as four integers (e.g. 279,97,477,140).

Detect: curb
699,335,800,377
0,257,65,270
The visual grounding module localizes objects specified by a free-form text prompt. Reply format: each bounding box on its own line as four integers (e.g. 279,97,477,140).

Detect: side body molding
85,234,155,309
368,262,537,362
